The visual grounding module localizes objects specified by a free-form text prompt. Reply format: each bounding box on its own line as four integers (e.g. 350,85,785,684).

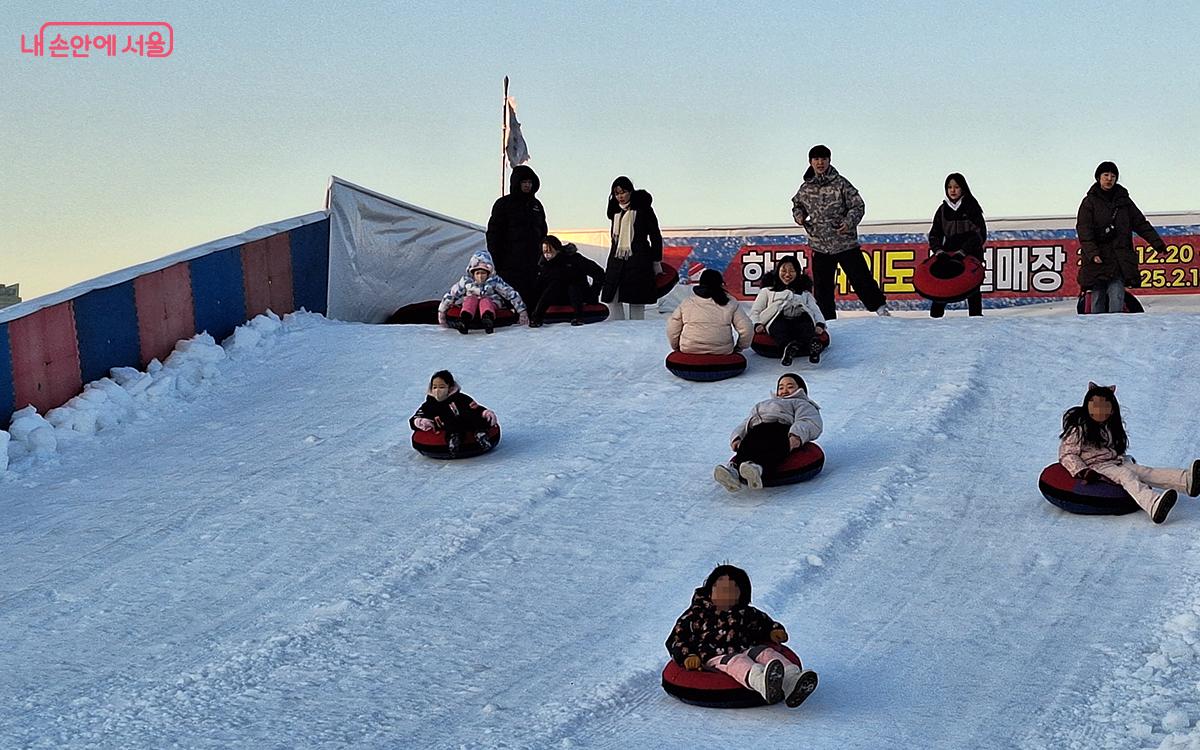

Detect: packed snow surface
3,303,1200,749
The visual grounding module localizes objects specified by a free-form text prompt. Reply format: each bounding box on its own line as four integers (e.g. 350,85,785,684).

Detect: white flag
504,96,530,166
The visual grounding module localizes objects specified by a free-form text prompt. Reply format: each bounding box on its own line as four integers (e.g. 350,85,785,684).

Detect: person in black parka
1076,161,1167,314
927,172,988,318
410,370,497,457
487,164,548,306
529,235,606,327
603,176,663,320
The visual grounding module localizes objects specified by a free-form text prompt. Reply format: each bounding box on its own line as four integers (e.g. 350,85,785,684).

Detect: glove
413,417,435,432
683,655,702,671
771,628,788,644
481,409,497,426
437,313,448,328
653,261,664,275
518,312,529,326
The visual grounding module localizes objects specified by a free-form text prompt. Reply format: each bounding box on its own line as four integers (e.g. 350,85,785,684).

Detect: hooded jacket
438,250,527,317
409,382,489,432
535,243,605,300
790,165,866,255
665,565,785,665
487,165,548,298
749,270,826,330
602,189,664,305
1075,182,1165,290
666,289,754,355
928,199,987,259
732,387,823,445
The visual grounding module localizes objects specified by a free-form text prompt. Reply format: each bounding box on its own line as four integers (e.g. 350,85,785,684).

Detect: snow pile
2,311,305,474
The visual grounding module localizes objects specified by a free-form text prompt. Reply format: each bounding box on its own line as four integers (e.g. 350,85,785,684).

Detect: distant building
0,283,21,309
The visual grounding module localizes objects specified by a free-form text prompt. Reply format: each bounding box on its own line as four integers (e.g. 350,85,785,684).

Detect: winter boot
1188,459,1200,497
1151,490,1178,524
808,338,822,364
529,317,544,328
571,318,585,326
455,312,472,334
447,433,462,457
714,463,742,493
784,667,819,708
781,342,799,367
875,304,892,317
482,312,496,334
746,659,785,704
739,461,764,490
474,431,493,451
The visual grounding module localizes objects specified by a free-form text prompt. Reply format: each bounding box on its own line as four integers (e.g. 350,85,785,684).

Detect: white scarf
945,198,963,211
611,205,636,259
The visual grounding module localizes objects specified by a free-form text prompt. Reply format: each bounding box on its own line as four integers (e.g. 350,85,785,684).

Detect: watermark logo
20,22,173,58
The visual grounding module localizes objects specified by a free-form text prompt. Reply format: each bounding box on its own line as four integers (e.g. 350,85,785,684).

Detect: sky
2,0,1198,299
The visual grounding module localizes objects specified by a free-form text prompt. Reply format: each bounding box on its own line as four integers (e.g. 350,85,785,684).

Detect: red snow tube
539,303,610,325
655,263,680,300
749,329,831,359
665,351,747,382
662,644,803,708
729,443,826,487
385,300,440,325
444,306,518,330
1076,290,1144,315
913,253,985,304
1037,463,1139,515
412,424,502,460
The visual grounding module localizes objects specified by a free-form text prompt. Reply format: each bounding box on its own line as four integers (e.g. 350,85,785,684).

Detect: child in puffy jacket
1058,382,1199,524
438,250,528,334
410,370,498,457
666,564,818,708
715,373,822,492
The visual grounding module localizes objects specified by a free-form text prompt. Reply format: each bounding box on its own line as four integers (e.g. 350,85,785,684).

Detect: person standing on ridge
487,164,547,306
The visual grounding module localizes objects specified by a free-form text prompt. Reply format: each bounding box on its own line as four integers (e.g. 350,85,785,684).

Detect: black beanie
808,144,831,160
1094,161,1119,181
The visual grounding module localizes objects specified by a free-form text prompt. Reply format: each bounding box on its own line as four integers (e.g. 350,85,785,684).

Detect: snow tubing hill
655,263,679,300
1037,463,1139,515
749,329,831,359
913,254,986,304
445,306,518,329
662,643,803,708
1076,290,1144,315
665,351,747,382
412,424,502,460
730,443,825,487
539,303,609,325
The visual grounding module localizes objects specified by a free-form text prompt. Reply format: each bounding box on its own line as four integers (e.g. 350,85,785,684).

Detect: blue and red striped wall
0,216,329,427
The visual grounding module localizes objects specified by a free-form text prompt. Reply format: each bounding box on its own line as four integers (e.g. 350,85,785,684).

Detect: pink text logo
20,22,174,58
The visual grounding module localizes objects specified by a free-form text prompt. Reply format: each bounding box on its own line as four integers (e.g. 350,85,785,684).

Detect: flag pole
501,76,509,197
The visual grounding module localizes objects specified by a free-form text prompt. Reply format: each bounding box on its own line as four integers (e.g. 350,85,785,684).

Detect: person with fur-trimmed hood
791,144,890,319
715,373,822,493
487,164,547,305
437,250,528,334
667,269,754,354
749,255,827,365
529,235,606,327
603,176,664,321
410,370,498,457
1076,161,1168,314
666,564,819,708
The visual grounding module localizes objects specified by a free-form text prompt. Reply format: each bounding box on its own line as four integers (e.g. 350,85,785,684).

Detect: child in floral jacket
666,564,818,708
438,250,528,334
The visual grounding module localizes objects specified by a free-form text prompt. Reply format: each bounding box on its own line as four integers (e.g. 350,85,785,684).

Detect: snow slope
3,303,1200,749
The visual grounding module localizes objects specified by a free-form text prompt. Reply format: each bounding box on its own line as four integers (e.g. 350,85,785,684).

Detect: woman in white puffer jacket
749,255,826,366
667,269,754,355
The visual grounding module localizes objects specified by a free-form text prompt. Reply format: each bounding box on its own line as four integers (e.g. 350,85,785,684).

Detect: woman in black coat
529,235,606,327
603,176,663,320
1076,161,1167,313
927,172,987,318
487,164,547,305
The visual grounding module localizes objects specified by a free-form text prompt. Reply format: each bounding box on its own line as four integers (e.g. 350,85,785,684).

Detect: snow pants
1093,460,1189,515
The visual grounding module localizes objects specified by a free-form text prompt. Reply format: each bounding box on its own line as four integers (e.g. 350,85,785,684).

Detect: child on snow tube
1058,382,1199,524
666,564,818,708
438,250,528,334
410,370,498,457
749,256,827,366
715,373,822,492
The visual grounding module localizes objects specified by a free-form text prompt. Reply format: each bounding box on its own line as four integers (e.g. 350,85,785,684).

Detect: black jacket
928,199,987,259
536,246,605,299
602,189,663,305
1076,182,1165,289
487,165,548,299
409,388,488,432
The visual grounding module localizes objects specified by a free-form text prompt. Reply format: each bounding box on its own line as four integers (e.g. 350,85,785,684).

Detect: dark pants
767,312,816,349
533,281,589,318
733,422,792,469
811,246,886,319
930,292,982,318
439,410,489,440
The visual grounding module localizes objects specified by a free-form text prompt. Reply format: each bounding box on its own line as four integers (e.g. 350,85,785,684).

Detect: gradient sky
2,0,1197,299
